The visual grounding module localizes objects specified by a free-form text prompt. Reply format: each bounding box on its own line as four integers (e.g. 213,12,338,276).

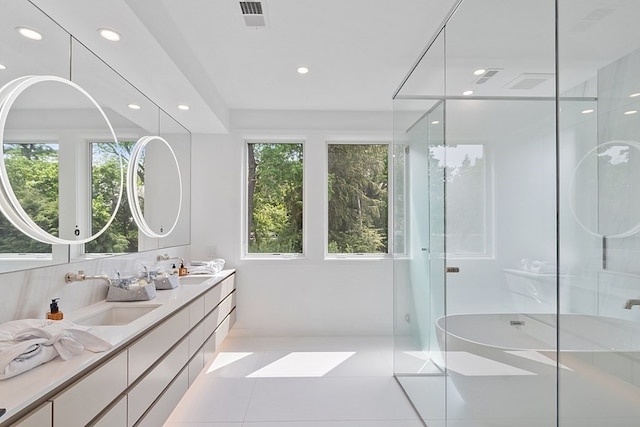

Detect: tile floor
165,335,425,427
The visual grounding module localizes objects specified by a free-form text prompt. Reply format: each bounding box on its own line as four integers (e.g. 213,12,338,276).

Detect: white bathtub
436,313,640,426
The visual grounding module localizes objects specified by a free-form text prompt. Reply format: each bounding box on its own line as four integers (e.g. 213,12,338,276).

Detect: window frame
324,140,392,260
242,137,306,260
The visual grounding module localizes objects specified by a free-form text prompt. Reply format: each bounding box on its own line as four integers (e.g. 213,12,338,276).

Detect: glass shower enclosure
393,0,640,426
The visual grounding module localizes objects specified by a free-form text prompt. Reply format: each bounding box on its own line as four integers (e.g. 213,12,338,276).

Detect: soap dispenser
46,298,63,320
179,261,188,277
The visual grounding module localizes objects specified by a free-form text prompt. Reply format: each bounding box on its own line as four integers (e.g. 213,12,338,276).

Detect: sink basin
179,275,214,285
76,304,162,326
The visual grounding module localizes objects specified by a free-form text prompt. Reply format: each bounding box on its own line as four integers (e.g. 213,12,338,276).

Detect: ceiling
29,0,459,133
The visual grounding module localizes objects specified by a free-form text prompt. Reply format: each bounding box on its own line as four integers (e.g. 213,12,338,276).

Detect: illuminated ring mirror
569,140,640,238
0,75,123,245
127,135,183,238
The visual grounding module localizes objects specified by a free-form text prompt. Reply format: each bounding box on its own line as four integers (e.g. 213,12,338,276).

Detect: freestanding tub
435,313,640,427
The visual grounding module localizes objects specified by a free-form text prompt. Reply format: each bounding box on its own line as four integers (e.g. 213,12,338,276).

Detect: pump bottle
46,298,63,320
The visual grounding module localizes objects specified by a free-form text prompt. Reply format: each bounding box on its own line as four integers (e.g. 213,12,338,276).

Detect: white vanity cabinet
6,272,237,427
53,351,128,427
12,403,52,427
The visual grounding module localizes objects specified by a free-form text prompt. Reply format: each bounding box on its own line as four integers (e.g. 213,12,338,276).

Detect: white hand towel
0,319,112,380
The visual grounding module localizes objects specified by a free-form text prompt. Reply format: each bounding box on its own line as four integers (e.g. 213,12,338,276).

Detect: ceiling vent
240,1,267,27
473,68,502,85
570,8,614,32
506,73,554,90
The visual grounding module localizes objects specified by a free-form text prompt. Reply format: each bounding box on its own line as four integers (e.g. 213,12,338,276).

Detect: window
85,141,138,254
327,143,389,255
0,142,59,253
246,141,303,255
430,143,493,257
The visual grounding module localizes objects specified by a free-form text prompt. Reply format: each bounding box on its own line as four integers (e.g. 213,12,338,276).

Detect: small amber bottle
179,262,188,277
46,298,63,320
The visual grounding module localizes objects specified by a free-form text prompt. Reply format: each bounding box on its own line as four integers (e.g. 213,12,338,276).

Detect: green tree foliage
86,141,138,253
327,144,388,253
0,142,138,254
0,143,59,252
248,143,303,253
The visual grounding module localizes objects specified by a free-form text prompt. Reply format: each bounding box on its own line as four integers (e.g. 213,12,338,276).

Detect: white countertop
0,269,235,425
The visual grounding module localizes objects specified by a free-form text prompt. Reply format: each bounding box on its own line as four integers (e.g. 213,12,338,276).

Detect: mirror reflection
0,0,191,273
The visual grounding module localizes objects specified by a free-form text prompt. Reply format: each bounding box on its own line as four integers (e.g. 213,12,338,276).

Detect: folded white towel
0,319,112,380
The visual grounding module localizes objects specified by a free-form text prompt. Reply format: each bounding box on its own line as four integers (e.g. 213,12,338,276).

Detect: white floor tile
243,421,425,427
165,377,256,423
251,349,391,378
165,423,242,427
244,377,419,422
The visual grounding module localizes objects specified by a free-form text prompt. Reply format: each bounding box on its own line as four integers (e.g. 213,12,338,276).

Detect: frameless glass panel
558,1,640,425
393,28,447,426
444,0,556,426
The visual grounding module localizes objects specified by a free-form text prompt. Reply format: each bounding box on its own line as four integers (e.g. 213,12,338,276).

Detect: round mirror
0,75,123,245
127,135,182,238
570,140,640,238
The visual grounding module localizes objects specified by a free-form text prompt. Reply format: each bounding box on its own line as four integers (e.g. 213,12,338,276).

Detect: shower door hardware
446,266,460,273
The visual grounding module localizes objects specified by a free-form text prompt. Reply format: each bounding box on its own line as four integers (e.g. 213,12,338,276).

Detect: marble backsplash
0,247,189,324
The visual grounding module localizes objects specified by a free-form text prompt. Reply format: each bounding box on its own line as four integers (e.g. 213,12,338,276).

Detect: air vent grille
473,68,502,85
240,1,267,27
240,1,263,15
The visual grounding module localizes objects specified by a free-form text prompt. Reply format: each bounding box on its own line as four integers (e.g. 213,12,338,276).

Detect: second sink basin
76,304,162,326
179,275,215,285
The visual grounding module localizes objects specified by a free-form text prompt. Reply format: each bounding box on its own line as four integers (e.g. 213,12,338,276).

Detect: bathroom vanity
0,270,236,427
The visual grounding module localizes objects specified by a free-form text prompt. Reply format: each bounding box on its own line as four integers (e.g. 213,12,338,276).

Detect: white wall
190,110,394,336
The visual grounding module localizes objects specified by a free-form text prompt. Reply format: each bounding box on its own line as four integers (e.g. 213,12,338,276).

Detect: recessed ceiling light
630,92,640,98
581,109,594,114
297,66,309,74
0,64,6,70
431,120,440,124
624,110,638,115
17,27,42,40
462,90,474,96
177,104,190,111
473,69,486,76
98,28,121,42
127,104,141,110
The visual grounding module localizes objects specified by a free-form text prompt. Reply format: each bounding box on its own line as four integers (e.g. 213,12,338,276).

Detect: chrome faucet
64,270,111,285
623,299,640,309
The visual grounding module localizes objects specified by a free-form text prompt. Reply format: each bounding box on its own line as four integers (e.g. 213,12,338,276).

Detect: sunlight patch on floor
247,351,356,378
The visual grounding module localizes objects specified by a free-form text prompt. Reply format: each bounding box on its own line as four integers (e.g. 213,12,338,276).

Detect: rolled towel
0,319,112,380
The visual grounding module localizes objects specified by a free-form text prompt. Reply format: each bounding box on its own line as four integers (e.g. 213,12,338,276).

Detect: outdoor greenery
247,142,303,253
327,144,388,253
0,141,138,254
0,143,59,252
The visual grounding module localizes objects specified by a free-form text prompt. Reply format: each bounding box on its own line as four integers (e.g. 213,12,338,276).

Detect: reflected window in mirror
0,142,59,254
85,140,138,254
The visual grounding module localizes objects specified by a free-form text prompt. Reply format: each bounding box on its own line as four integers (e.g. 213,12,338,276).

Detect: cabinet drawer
188,323,205,357
189,296,205,329
204,275,235,313
136,369,189,427
53,351,127,427
188,348,204,386
203,291,236,336
128,307,189,383
93,396,126,427
127,339,189,426
13,402,52,427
